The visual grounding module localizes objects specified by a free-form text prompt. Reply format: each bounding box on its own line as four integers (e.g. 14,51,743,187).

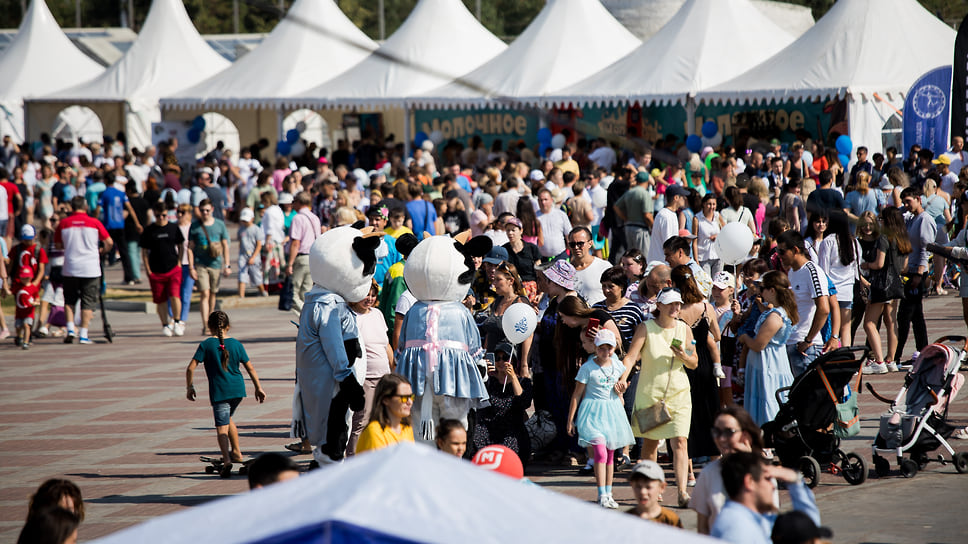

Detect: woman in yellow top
617,288,698,508
355,374,415,454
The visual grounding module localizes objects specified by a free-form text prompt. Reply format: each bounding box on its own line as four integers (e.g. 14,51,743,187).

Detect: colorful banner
903,66,952,156
414,108,539,148
951,14,968,141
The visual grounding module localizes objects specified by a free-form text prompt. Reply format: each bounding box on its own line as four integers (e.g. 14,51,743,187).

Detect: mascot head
309,226,383,301
404,232,492,302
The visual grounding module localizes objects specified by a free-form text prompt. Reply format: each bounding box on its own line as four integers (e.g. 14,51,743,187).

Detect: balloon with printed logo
838,153,850,168
835,134,853,155
191,115,206,131
286,128,300,145
551,133,566,150
537,127,552,145
276,141,291,156
472,444,523,479
715,222,754,265
186,127,201,144
502,302,537,345
413,131,428,148
295,121,307,133
701,120,718,138
686,134,703,153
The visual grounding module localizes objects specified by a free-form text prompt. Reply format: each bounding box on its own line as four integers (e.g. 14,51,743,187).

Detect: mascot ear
352,233,383,276
454,235,493,286
350,220,367,230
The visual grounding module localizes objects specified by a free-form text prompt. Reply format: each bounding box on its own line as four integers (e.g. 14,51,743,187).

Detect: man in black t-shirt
805,170,848,216
140,201,185,337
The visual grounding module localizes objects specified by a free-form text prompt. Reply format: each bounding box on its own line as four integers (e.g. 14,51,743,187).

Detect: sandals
285,442,312,454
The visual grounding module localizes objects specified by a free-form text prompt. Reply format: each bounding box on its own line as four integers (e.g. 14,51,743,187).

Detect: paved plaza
1,270,966,543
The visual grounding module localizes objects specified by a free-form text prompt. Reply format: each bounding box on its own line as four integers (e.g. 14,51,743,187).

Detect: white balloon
295,121,307,133
592,189,607,209
502,303,537,345
290,141,306,157
551,133,567,150
715,223,755,265
708,132,723,147
430,130,444,144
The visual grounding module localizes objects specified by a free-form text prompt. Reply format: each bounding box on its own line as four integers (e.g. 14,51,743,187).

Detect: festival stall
0,0,104,143
88,443,715,544
697,0,956,155
25,0,229,151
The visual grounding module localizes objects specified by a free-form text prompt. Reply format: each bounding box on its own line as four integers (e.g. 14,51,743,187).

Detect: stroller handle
865,382,894,404
934,336,968,351
775,385,792,404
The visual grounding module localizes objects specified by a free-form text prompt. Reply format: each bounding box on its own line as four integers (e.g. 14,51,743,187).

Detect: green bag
834,393,861,438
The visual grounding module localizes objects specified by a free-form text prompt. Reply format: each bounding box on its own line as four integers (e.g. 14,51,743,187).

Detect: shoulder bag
200,222,223,259
634,336,675,433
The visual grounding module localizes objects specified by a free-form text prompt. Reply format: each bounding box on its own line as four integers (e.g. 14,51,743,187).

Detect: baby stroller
761,347,869,488
867,336,968,478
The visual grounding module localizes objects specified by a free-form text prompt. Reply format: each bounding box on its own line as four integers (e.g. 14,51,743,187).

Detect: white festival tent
165,0,377,109
285,0,506,110
540,0,796,133
0,0,104,142
411,0,640,110
89,443,717,544
25,0,230,150
697,0,956,155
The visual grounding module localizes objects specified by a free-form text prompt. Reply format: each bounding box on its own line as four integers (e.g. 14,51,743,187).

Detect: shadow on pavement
87,494,224,507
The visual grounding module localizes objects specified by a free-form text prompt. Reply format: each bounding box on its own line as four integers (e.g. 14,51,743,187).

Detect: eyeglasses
711,427,741,439
568,240,589,248
392,394,415,403
200,208,212,214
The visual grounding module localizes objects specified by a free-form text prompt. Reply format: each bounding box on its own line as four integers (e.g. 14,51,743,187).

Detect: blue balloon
686,134,703,153
276,141,291,156
537,127,552,144
838,153,850,167
539,143,549,157
186,127,201,144
286,128,300,145
701,120,718,139
191,115,206,131
835,135,852,155
414,131,428,148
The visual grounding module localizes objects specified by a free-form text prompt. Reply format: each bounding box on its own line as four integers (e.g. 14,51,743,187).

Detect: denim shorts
838,299,853,310
212,398,242,427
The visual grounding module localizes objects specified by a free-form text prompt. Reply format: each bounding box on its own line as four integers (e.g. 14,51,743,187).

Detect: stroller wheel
900,458,919,478
841,452,868,485
798,456,822,488
954,452,968,474
873,454,891,477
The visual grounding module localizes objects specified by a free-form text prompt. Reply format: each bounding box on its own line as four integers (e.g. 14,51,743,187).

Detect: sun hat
656,288,683,305
541,259,577,290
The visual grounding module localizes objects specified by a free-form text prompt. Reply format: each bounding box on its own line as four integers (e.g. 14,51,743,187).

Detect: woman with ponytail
186,311,266,477
736,271,799,426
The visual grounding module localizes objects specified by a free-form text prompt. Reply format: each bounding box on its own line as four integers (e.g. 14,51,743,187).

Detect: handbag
819,363,862,438
634,342,676,433
278,274,294,312
200,222,223,259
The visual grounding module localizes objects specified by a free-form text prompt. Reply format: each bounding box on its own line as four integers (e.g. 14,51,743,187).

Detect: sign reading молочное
415,109,538,147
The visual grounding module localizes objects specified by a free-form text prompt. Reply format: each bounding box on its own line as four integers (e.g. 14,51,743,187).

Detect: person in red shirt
7,224,46,348
0,169,22,244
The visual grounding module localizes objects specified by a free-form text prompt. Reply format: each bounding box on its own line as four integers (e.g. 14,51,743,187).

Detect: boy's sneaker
862,361,888,375
604,494,619,509
173,321,186,337
886,361,899,372
64,332,75,344
598,495,616,509
21,342,29,350
163,324,174,337
35,326,49,338
78,337,94,345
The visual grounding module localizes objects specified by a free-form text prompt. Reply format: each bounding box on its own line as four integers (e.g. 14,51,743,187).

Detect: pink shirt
288,208,321,255
272,168,291,192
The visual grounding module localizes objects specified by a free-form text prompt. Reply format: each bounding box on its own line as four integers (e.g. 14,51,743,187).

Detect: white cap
712,271,735,290
530,169,545,181
594,328,617,347
239,207,255,222
656,288,683,305
278,193,294,205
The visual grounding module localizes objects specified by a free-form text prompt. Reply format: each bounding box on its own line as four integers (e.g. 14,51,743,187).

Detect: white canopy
285,0,506,110
0,0,104,142
28,0,229,149
412,0,640,110
542,0,796,108
89,444,716,544
164,0,377,110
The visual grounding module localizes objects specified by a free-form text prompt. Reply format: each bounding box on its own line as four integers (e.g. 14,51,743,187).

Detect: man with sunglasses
536,188,572,259
568,227,611,306
188,199,230,334
775,230,831,376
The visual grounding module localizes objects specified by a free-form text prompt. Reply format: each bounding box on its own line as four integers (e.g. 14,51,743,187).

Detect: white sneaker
163,324,174,337
862,361,888,375
886,361,899,372
173,321,186,337
598,495,615,508
605,494,619,509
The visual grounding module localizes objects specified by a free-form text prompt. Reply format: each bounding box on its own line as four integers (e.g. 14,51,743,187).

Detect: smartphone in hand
670,338,683,350
586,317,600,338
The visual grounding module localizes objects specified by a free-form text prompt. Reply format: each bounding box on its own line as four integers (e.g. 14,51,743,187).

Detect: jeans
179,264,194,323
126,240,142,281
895,273,928,363
786,343,823,377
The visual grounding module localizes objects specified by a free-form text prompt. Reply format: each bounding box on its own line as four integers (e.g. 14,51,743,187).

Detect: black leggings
895,274,928,363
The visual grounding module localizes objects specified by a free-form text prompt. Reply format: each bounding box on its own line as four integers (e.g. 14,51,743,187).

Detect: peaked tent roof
286,0,506,110
165,0,377,110
699,0,956,105
89,444,715,544
542,0,796,108
0,0,104,102
412,0,640,110
40,0,229,104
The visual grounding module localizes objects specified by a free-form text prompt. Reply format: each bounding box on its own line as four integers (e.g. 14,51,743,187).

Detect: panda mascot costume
396,231,492,440
293,225,381,466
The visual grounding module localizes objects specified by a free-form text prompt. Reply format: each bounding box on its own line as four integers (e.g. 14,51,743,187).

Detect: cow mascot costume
397,231,492,441
293,226,381,466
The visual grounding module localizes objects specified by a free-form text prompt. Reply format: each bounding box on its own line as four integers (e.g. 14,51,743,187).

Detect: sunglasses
392,394,415,403
659,287,680,294
711,427,742,439
568,240,589,248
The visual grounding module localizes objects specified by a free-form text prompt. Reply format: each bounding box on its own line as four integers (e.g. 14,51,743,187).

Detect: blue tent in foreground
90,443,716,543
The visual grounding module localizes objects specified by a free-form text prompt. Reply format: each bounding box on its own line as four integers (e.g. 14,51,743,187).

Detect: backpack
9,243,40,282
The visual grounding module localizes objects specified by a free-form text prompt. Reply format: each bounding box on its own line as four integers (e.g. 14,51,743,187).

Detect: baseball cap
278,193,294,205
666,185,690,199
530,169,545,181
677,228,697,240
494,342,514,358
483,246,509,265
656,288,683,305
712,271,735,290
239,208,255,222
317,156,329,165
21,224,36,240
932,155,951,165
771,511,833,544
504,217,523,229
629,460,665,482
594,329,617,347
634,171,651,184
540,259,577,290
878,179,894,191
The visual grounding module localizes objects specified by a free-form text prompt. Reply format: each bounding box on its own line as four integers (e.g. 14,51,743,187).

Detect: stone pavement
0,276,966,542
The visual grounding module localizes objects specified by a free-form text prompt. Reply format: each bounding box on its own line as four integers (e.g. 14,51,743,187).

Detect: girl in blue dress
567,329,635,509
737,271,800,426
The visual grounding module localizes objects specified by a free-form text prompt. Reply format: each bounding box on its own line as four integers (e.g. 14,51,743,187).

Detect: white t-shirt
585,184,607,225
537,208,572,257
945,150,966,178
573,257,612,306
395,289,418,317
356,308,391,379
817,236,859,297
648,207,679,265
588,146,617,172
787,260,829,345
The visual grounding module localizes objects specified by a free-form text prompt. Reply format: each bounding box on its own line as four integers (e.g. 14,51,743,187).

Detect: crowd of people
5,127,968,543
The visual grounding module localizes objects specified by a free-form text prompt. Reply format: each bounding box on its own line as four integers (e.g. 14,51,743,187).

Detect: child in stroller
868,336,968,478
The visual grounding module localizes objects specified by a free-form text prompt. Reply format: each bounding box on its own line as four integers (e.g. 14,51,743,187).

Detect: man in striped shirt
776,230,831,377
55,196,113,344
